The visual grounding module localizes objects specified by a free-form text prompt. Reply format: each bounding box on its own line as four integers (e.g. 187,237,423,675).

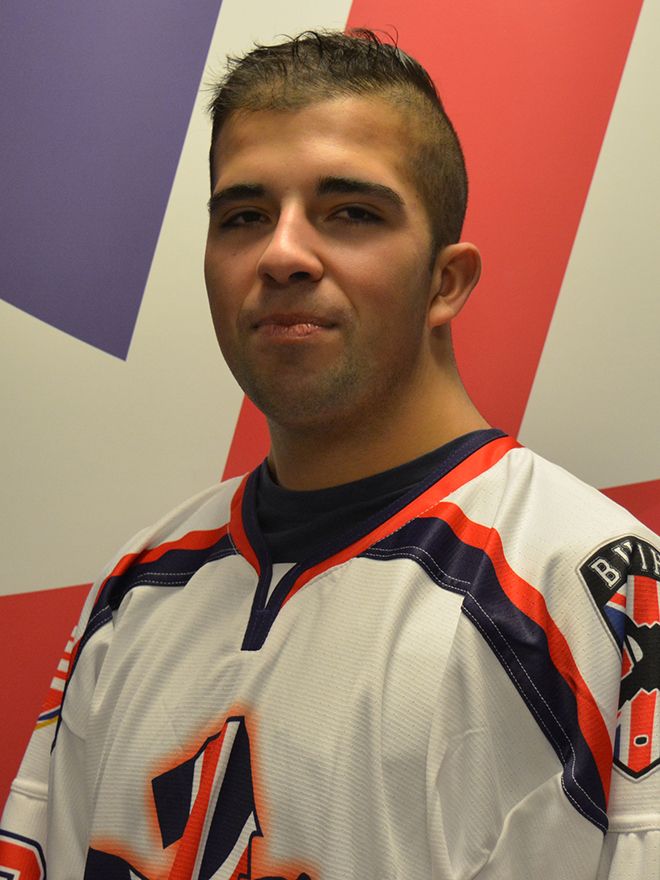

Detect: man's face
204,96,442,433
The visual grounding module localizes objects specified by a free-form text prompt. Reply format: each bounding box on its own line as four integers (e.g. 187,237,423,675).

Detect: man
1,30,658,880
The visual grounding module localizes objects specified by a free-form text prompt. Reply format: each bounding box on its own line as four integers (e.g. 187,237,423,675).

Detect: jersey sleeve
584,534,660,879
0,521,151,875
0,484,228,876
428,522,660,880
427,613,607,879
0,583,97,874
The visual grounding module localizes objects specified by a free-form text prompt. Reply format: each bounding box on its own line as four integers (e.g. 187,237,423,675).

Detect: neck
266,374,489,491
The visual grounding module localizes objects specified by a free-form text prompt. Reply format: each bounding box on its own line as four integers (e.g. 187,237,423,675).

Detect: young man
1,30,658,880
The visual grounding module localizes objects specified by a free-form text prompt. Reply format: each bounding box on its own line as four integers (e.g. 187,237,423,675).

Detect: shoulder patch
579,536,660,779
0,830,46,879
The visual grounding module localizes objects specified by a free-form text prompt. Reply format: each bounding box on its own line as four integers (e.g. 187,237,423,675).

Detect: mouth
253,314,337,339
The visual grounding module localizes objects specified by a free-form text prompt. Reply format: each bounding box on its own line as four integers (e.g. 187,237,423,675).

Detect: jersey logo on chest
86,715,313,879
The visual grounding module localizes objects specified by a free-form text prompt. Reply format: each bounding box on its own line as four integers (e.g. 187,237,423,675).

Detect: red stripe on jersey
609,591,627,609
621,645,633,678
170,728,226,878
281,435,520,606
627,690,657,775
230,474,261,575
428,501,613,801
633,575,660,625
93,524,230,601
137,526,230,565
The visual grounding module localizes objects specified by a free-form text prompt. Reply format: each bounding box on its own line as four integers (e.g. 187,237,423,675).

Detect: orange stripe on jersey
35,715,59,730
427,501,613,802
282,435,519,606
229,473,261,575
633,575,660,625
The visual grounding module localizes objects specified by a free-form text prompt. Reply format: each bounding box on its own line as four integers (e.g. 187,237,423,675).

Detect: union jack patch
580,536,660,779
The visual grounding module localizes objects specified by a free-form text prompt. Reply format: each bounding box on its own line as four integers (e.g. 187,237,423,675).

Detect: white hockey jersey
1,433,659,879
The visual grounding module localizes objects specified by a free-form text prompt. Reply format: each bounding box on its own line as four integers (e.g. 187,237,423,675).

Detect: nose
256,206,324,286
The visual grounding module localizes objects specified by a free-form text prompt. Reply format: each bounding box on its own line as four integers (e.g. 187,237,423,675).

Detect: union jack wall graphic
1,0,658,809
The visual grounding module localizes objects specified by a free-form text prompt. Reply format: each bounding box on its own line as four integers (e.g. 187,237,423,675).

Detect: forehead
211,96,417,194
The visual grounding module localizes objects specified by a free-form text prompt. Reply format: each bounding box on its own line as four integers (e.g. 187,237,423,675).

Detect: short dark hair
207,29,468,251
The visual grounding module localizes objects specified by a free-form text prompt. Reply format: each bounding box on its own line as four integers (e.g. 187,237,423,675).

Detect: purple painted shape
0,0,223,359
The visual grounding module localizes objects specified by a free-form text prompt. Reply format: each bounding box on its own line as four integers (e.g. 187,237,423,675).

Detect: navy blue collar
256,429,505,563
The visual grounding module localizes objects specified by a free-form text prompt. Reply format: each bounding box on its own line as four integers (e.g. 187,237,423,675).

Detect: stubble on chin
238,360,363,432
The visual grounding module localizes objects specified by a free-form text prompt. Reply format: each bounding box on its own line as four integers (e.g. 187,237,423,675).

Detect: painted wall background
1,0,658,811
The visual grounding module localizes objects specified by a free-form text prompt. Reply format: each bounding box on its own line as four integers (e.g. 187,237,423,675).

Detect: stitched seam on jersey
125,567,198,579
462,602,608,831
362,548,469,596
463,604,606,832
83,606,113,642
90,552,237,615
364,545,471,585
362,540,608,826
115,575,191,589
467,592,608,822
369,478,510,551
606,819,660,832
206,548,237,564
7,780,49,802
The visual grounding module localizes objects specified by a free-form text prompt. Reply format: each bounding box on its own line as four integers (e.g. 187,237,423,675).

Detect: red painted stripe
633,575,660,626
282,435,519,605
627,690,656,775
229,474,261,575
170,729,226,878
0,584,89,814
427,500,612,799
346,0,643,435
223,397,270,480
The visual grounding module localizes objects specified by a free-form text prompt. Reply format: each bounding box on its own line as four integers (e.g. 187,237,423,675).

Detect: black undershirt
256,429,500,562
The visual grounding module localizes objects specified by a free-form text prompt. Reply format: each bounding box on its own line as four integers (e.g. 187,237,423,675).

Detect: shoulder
90,472,246,612
67,473,248,675
452,443,657,571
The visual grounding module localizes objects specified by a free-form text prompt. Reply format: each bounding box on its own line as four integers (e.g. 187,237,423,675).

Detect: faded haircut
207,30,468,252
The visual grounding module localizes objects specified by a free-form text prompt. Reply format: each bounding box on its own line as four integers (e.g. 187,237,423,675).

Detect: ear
427,243,481,330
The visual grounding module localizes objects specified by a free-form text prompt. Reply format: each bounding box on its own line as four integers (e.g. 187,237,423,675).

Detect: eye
333,205,382,224
220,209,268,228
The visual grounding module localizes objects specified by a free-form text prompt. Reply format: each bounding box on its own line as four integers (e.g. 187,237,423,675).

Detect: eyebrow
207,176,405,215
317,176,405,210
208,184,266,214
